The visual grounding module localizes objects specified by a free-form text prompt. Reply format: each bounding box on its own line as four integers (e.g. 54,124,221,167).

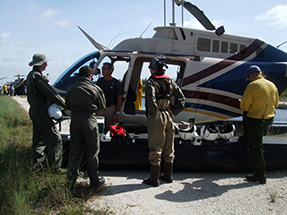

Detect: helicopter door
122,58,144,115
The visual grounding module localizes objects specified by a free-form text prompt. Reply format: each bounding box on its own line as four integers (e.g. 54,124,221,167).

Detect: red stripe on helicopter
182,39,265,86
182,90,240,110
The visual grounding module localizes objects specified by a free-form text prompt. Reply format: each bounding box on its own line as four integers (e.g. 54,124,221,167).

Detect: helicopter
0,73,26,95
52,0,287,172
53,0,287,125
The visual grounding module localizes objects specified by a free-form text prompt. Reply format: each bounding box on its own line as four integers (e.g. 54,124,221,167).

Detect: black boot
159,162,173,183
143,165,160,186
245,175,266,184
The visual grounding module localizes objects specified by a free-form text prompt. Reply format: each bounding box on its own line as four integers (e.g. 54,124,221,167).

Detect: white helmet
218,124,235,140
175,121,198,140
200,123,218,141
48,103,63,120
178,125,198,140
100,131,112,142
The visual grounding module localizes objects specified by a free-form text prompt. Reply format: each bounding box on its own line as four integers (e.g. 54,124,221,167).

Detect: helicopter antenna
277,40,287,48
164,0,166,26
108,28,129,49
170,0,176,26
139,21,153,38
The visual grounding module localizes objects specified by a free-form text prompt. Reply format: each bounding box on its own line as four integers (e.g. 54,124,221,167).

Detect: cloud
15,40,30,47
0,33,12,46
255,5,287,28
184,18,205,29
184,18,224,30
36,9,60,27
56,20,70,28
2,50,27,63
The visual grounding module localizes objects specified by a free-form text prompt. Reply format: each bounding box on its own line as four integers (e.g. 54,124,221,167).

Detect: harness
145,74,172,117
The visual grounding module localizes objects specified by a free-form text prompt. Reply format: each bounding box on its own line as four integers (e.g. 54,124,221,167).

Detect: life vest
149,74,172,100
145,74,172,117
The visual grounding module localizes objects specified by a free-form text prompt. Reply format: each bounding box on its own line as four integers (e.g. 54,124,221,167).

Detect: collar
253,75,264,82
77,76,92,83
151,74,170,79
33,66,42,74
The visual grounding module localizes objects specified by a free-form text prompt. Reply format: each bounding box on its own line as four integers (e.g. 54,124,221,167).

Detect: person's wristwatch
115,111,120,115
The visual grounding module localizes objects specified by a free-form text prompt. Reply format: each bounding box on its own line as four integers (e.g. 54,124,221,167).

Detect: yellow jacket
2,84,7,92
240,76,279,119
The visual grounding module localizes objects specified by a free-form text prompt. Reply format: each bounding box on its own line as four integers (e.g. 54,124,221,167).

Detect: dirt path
12,95,287,214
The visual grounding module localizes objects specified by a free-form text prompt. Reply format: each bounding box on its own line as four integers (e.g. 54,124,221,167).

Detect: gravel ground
13,96,287,214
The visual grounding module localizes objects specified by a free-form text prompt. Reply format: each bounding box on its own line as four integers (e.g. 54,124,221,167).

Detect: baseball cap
246,65,261,80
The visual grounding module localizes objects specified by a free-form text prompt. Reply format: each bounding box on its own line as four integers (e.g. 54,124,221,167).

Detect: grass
280,88,287,101
0,96,112,214
266,188,284,203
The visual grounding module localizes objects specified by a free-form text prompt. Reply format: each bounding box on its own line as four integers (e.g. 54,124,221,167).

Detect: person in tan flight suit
143,56,185,186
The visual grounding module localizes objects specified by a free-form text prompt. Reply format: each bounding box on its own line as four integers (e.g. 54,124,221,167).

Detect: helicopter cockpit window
69,58,98,79
197,38,211,52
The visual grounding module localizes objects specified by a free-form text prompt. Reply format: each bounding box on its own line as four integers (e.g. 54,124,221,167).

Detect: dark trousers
67,113,100,186
243,116,273,176
29,106,63,170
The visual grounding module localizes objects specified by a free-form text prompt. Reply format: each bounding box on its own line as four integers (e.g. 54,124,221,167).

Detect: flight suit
146,75,185,166
65,76,106,186
26,67,66,170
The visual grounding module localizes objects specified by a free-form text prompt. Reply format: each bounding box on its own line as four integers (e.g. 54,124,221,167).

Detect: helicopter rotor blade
176,0,216,30
0,73,25,81
78,26,108,50
0,74,17,80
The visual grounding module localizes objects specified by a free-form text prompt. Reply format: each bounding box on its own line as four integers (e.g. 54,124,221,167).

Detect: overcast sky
1,0,287,85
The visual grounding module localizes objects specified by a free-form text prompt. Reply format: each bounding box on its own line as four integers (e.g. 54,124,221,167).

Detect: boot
159,162,173,183
245,175,266,184
143,165,160,186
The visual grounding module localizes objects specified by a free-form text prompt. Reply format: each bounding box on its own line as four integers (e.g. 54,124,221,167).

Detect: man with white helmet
26,53,66,172
143,56,185,186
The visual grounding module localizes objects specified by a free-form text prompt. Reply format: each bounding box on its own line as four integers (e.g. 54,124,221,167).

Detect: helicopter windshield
53,51,100,93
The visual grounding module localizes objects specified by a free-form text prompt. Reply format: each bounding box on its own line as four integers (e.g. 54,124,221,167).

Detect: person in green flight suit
65,66,106,189
26,53,66,172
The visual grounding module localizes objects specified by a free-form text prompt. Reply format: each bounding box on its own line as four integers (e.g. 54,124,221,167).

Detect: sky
1,0,287,85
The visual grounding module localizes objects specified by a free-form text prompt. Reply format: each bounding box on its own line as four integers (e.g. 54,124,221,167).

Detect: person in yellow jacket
2,84,8,95
240,65,279,184
135,79,143,110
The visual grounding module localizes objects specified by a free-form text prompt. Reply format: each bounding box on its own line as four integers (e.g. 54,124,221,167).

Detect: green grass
280,88,287,101
0,96,112,214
